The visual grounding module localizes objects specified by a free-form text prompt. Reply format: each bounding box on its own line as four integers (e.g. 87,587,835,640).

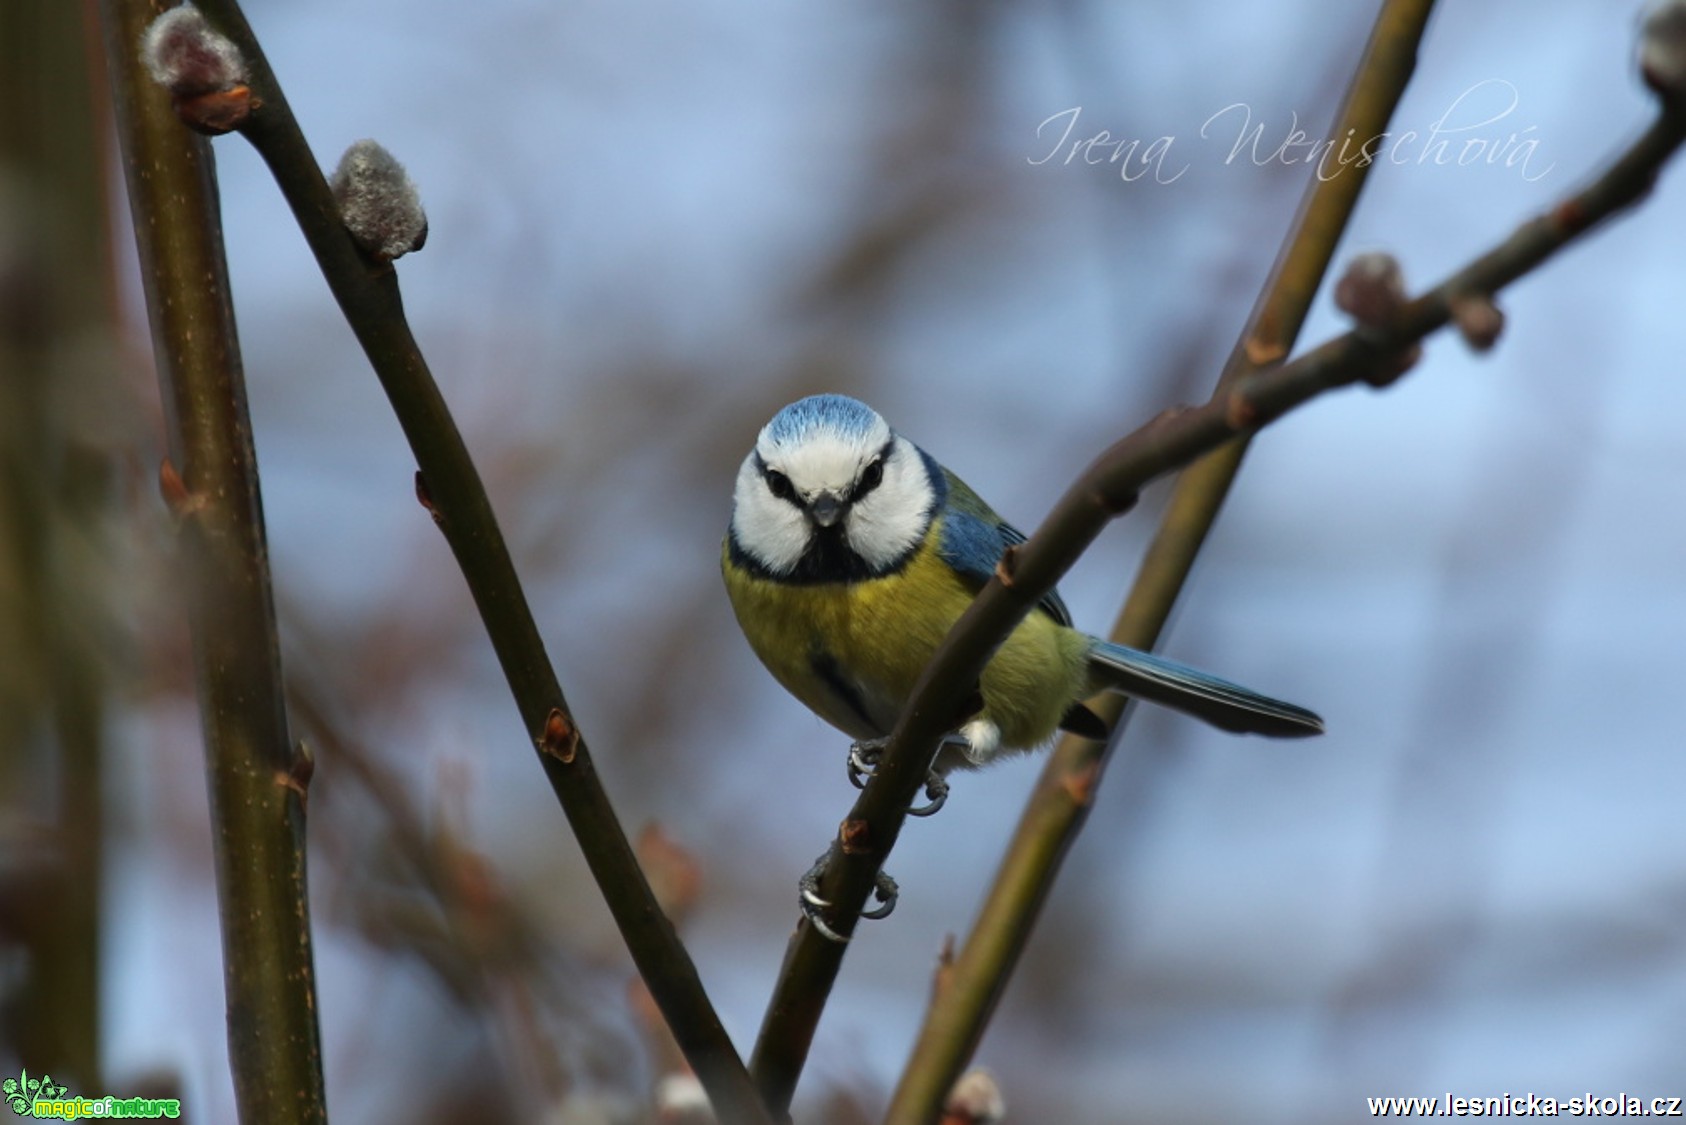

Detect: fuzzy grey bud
330,140,428,262
1334,251,1407,327
1450,293,1505,352
942,1068,1005,1125
1333,252,1420,386
1641,0,1686,100
142,5,245,92
140,6,255,133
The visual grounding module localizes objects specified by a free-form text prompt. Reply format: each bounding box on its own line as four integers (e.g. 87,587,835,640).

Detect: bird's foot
845,737,888,789
908,771,949,817
845,736,950,817
799,852,900,944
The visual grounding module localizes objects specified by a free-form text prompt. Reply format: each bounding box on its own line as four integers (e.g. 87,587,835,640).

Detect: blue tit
721,394,1323,773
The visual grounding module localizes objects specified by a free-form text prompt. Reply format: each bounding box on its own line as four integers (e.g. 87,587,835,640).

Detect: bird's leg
799,852,900,944
845,735,952,817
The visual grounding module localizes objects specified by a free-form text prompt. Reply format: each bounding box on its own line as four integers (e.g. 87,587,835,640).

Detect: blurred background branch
0,0,115,1093
99,0,326,1118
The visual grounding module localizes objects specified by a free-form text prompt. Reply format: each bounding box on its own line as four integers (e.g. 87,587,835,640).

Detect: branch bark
100,0,326,1119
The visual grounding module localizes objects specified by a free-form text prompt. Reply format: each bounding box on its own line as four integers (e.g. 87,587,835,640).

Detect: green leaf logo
3,1069,67,1115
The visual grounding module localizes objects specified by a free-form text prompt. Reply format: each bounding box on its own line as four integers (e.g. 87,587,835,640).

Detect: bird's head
729,394,935,579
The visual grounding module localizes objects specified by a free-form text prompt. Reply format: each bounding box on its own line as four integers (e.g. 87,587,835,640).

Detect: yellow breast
721,519,1090,752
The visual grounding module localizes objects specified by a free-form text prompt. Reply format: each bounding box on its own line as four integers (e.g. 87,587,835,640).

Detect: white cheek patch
731,454,809,574
845,439,933,571
732,422,934,577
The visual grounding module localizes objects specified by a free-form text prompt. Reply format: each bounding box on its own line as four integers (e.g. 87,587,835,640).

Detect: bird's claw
846,737,950,816
861,871,899,919
907,773,949,816
799,853,900,944
846,738,887,789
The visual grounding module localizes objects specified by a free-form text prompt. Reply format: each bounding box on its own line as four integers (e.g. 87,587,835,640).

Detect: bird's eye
764,469,796,502
856,459,884,496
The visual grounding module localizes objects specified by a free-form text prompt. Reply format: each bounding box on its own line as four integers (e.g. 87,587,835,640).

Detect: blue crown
764,394,882,445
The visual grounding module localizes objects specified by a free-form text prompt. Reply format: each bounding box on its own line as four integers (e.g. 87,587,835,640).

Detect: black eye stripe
755,438,895,507
755,452,798,503
857,460,883,494
854,439,895,499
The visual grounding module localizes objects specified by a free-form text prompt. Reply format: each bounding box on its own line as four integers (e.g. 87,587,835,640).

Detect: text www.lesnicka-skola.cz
1368,1093,1684,1118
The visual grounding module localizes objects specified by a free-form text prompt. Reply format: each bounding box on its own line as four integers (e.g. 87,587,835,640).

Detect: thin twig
167,2,772,1119
885,1,1438,1116
752,98,1686,1125
99,0,326,1119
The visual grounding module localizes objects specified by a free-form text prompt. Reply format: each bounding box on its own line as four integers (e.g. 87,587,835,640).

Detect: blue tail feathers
1084,639,1324,738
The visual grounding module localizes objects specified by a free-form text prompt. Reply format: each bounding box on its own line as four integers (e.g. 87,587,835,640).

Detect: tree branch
752,60,1686,1125
100,0,325,1119
153,2,773,1120
884,0,1438,1116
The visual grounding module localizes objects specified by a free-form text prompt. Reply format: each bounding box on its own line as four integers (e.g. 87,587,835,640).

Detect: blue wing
932,461,1072,627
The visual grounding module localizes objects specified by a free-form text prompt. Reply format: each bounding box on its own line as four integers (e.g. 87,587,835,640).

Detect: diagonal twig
752,73,1686,1125
885,1,1439,1116
146,1,775,1120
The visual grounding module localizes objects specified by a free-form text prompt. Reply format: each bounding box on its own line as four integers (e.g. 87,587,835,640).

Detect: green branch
99,0,326,1120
